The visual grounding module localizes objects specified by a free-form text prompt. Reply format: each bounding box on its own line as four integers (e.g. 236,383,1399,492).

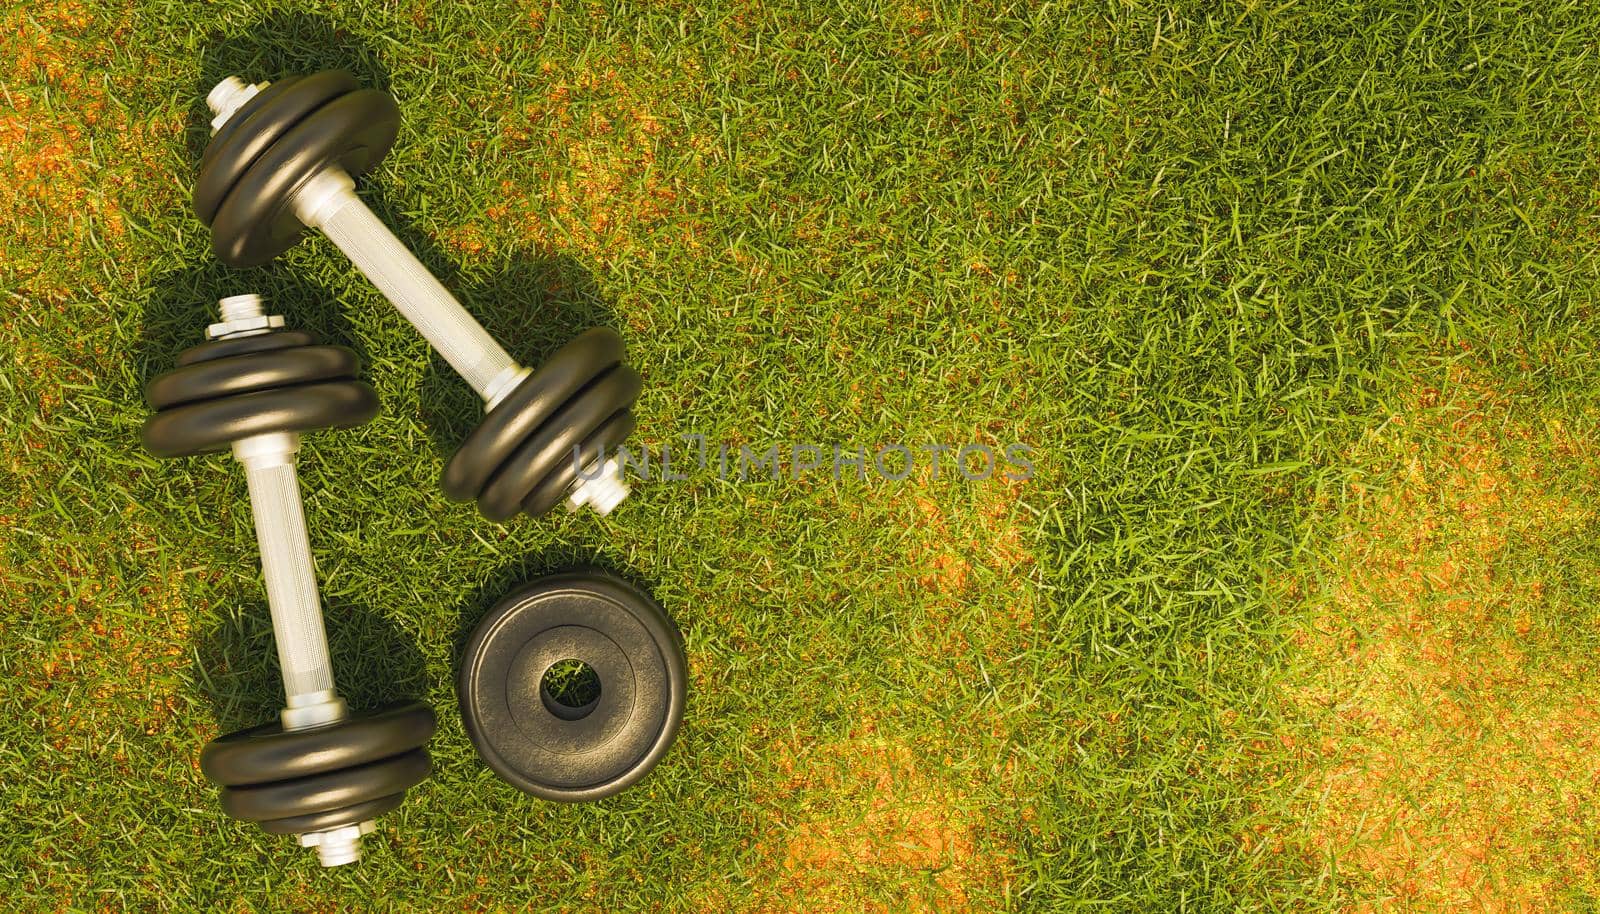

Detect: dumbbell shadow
193,600,429,735
362,213,622,464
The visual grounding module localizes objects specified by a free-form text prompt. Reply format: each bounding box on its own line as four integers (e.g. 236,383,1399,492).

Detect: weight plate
475,365,641,522
200,75,306,195
441,328,625,502
201,702,436,787
142,379,378,457
175,329,319,367
518,408,636,519
146,344,360,410
195,71,357,225
219,748,431,822
458,572,686,801
210,88,400,267
257,792,406,836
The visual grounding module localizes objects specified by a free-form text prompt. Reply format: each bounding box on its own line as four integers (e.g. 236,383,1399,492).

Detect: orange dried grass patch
739,734,1012,914
1,2,179,290
1280,368,1600,909
465,47,711,264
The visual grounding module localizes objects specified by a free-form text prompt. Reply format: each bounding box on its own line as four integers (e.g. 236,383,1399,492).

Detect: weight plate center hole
540,658,602,721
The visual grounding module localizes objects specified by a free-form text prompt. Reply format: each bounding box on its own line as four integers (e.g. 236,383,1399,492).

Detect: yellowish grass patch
1278,368,1600,909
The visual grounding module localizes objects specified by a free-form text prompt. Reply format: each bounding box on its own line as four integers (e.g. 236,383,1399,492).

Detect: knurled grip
311,187,517,398
243,457,336,700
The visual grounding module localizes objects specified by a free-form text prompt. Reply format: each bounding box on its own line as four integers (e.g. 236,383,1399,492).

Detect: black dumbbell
144,294,435,866
195,72,639,522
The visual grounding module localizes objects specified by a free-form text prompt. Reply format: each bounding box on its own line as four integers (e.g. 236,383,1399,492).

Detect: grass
2,0,1599,910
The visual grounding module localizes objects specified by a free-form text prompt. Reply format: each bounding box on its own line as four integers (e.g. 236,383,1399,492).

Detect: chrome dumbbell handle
306,181,631,510
232,433,345,727
211,295,347,728
298,170,528,404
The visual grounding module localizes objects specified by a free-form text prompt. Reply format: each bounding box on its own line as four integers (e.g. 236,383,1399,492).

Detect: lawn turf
3,1,1600,911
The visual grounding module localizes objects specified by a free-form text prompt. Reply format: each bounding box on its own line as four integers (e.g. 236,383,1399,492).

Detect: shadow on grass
192,601,430,734
393,235,617,461
183,12,393,169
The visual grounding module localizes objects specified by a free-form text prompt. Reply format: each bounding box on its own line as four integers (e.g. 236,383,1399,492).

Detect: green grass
3,0,1600,910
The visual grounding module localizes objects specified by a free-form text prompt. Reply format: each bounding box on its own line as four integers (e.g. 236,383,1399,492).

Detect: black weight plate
194,75,306,225
146,345,361,410
201,702,437,787
176,329,319,367
518,409,636,519
476,366,642,521
210,88,400,268
199,75,305,202
442,328,625,502
219,749,431,822
195,72,357,225
142,380,378,458
257,792,406,836
458,572,686,802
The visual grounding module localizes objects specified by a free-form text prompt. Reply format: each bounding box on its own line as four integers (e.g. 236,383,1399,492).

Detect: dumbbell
194,70,639,522
143,294,435,866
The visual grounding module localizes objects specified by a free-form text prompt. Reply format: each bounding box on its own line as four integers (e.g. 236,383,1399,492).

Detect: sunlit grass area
3,1,1599,910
